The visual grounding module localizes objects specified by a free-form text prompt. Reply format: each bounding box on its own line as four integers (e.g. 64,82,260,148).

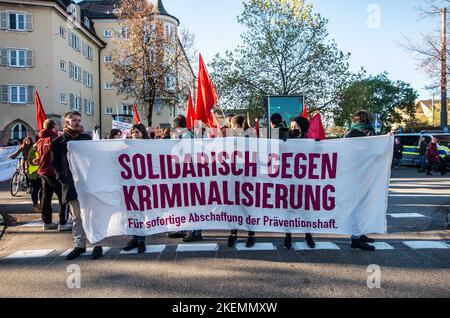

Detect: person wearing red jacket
36,119,71,231
427,138,447,176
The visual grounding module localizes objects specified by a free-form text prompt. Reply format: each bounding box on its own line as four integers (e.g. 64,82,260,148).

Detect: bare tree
402,0,449,129
108,0,196,127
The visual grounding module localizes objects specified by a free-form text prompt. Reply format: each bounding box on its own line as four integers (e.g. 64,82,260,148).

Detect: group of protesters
8,109,402,261
392,136,447,176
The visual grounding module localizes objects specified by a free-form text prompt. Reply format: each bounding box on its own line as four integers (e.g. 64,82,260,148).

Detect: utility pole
441,7,448,130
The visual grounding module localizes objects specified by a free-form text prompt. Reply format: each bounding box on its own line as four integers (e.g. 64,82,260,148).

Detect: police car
394,132,450,167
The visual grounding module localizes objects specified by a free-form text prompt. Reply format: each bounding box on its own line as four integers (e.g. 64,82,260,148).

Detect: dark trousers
41,175,68,225
231,230,255,236
30,177,42,206
427,159,446,174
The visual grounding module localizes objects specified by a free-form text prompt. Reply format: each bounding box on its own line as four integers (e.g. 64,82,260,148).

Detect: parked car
394,132,450,168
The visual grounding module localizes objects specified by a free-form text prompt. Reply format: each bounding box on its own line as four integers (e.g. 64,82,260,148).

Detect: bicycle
10,157,29,197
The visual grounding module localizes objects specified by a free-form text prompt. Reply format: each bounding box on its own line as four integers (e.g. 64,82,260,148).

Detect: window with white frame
85,100,94,115
69,62,81,81
9,13,26,31
59,26,66,38
104,82,113,90
86,45,93,60
105,107,113,115
60,60,66,71
9,49,26,67
122,104,133,115
104,55,112,63
120,26,129,40
70,93,81,111
11,123,27,140
60,93,67,104
83,71,93,88
9,86,27,104
104,30,112,38
84,17,90,29
69,31,80,51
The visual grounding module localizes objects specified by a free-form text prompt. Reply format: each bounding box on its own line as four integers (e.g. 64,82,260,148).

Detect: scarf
351,123,373,132
64,126,81,139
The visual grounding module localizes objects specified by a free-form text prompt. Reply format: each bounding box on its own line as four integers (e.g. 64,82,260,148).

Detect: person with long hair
108,129,122,140
122,124,149,254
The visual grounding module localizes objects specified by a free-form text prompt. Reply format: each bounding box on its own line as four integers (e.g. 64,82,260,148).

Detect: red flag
186,94,196,130
307,113,326,141
302,103,309,119
255,119,260,138
133,104,141,124
35,91,47,131
196,54,219,128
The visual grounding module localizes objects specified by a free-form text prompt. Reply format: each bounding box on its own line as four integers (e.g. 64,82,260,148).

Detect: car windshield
436,135,450,148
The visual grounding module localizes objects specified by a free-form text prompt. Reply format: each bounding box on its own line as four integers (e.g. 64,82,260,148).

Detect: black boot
123,240,138,252
65,247,86,261
228,235,238,248
137,242,146,254
305,233,316,249
283,234,292,250
351,239,376,251
246,235,256,248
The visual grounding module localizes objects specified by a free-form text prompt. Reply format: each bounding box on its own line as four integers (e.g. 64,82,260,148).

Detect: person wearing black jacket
283,116,316,250
51,111,103,261
417,137,428,173
344,110,376,252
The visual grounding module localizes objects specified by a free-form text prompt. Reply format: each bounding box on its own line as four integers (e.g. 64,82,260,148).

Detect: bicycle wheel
10,172,20,197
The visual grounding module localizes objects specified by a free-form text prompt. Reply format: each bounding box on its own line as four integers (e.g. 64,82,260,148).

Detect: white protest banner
0,146,20,182
68,136,393,244
112,120,133,134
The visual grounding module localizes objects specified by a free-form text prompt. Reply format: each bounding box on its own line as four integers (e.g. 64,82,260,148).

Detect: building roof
78,0,180,25
53,0,105,45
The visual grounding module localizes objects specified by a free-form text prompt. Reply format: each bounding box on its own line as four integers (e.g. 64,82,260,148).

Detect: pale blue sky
78,0,442,99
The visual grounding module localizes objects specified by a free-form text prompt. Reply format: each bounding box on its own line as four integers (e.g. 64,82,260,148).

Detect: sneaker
360,235,375,243
228,235,238,248
283,236,293,250
167,232,187,239
351,239,376,251
122,240,139,252
137,242,146,254
43,223,58,230
92,246,103,260
65,247,86,261
58,222,73,232
305,234,316,249
182,232,203,243
246,235,256,248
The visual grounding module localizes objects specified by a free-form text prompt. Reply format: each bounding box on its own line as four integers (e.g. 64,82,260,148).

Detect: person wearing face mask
283,116,316,250
122,124,150,254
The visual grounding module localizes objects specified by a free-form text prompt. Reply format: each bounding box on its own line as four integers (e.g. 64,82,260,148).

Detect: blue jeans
418,155,426,170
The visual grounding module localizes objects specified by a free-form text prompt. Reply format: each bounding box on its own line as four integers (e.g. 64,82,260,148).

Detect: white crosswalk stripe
388,213,427,218
235,243,276,251
120,245,166,255
294,242,340,250
60,247,112,257
176,244,219,252
3,241,449,260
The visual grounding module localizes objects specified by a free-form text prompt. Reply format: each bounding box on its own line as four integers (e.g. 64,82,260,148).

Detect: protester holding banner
37,119,70,231
122,123,150,254
170,115,204,243
228,115,256,248
108,129,123,140
345,110,377,251
52,112,103,260
283,116,316,250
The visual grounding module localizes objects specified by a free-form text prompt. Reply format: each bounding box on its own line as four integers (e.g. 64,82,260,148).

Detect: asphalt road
0,168,449,298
